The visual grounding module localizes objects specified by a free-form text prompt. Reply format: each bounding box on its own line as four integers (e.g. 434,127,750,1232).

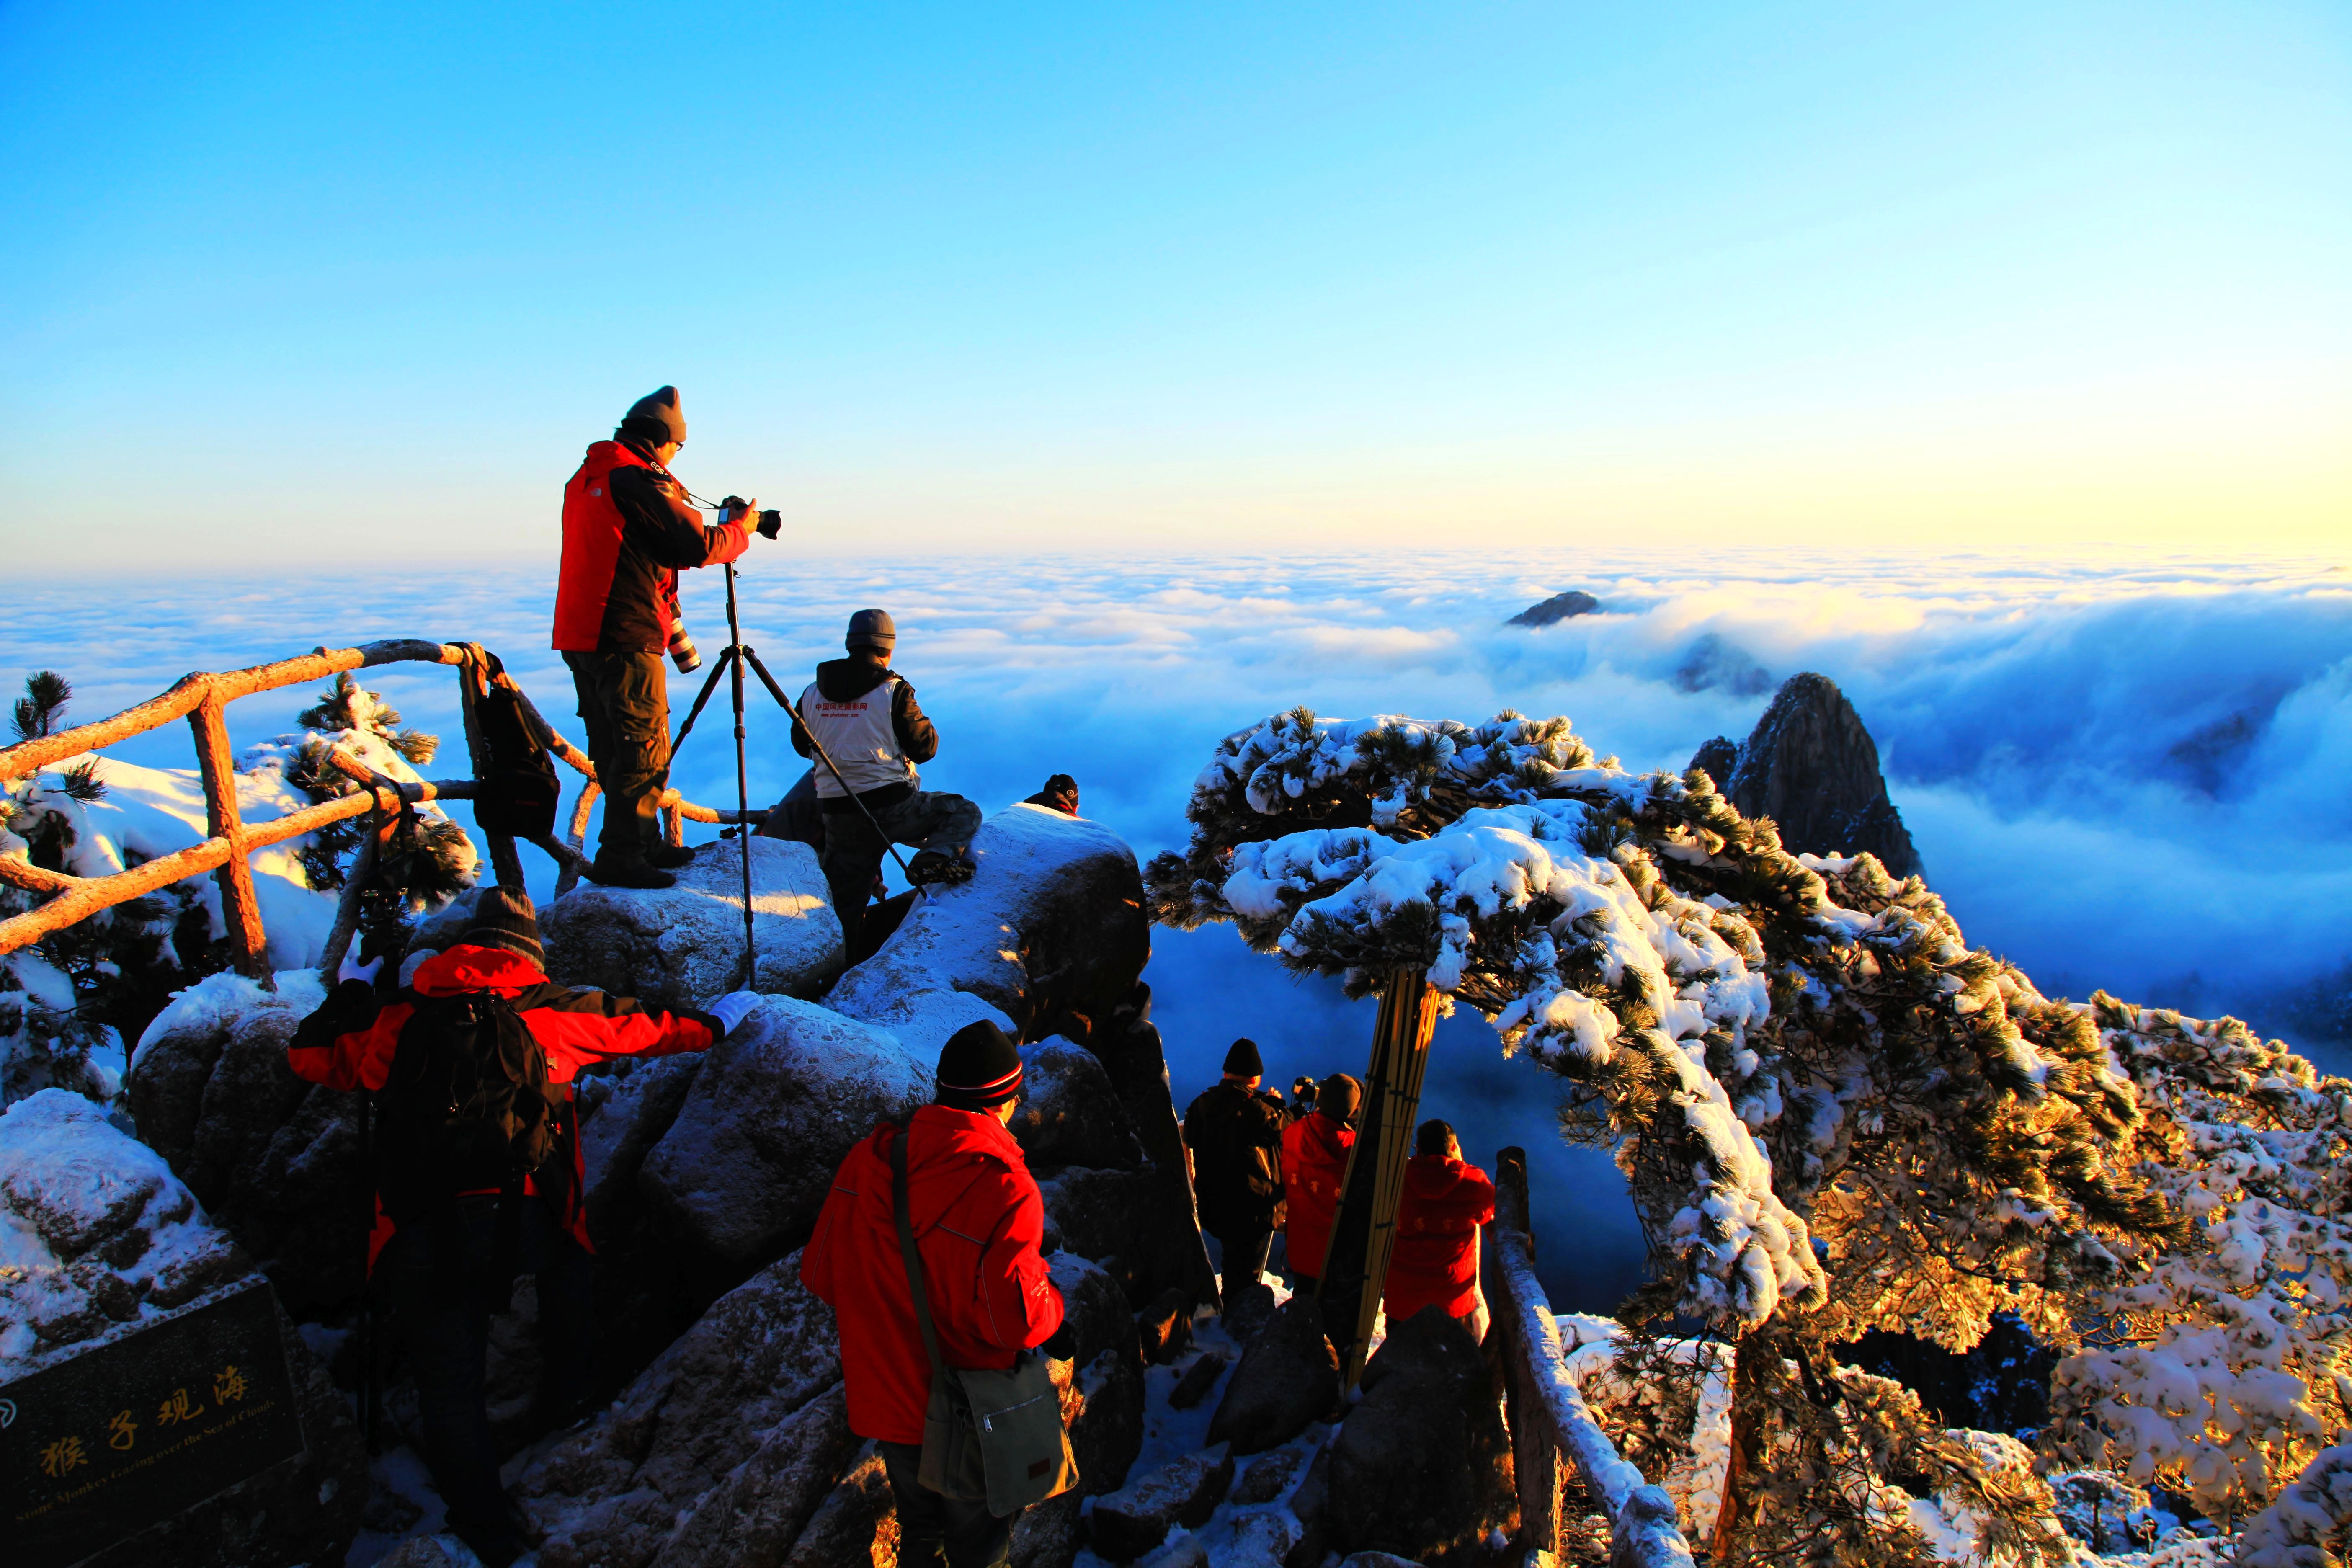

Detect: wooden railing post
187,690,270,981
1490,1147,1562,1557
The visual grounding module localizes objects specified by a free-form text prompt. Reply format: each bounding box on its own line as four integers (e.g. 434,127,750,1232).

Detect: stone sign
2,1280,304,1568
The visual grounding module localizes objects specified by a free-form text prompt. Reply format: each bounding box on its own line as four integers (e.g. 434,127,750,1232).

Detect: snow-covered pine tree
1148,707,2182,1562
2043,997,2352,1532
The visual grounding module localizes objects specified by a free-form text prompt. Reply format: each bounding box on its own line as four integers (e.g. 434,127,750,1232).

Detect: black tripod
669,560,917,982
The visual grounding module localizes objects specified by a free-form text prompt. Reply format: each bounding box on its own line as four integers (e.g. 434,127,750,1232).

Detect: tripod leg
670,647,736,753
726,566,756,983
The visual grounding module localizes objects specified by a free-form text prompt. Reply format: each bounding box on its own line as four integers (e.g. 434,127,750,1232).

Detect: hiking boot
585,856,675,890
646,842,697,870
907,849,974,887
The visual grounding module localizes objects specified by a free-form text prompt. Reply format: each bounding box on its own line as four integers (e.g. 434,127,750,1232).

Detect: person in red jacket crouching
287,888,754,1567
1382,1119,1498,1344
803,1020,1071,1568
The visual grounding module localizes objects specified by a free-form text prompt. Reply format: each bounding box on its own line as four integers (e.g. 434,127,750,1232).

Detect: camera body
720,495,783,540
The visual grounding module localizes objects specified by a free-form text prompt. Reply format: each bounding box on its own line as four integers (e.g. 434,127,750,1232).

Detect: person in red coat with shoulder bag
803,1021,1070,1568
1382,1119,1498,1343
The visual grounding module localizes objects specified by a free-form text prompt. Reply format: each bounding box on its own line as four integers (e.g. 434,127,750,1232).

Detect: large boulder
1087,1444,1235,1562
1008,1038,1148,1172
1326,1307,1515,1565
541,837,843,1009
648,1383,861,1568
0,1090,366,1568
1696,671,1922,879
123,971,367,1312
1050,1251,1147,1496
1206,1296,1340,1457
512,1248,846,1568
638,996,928,1270
827,803,1149,1060
1037,1166,1167,1296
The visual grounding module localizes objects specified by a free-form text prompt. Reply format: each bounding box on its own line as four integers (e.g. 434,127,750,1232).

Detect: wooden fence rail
1487,1147,1701,1568
0,638,761,980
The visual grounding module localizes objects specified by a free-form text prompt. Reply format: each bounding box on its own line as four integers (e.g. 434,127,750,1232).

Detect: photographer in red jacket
803,1021,1069,1568
1381,1119,1498,1343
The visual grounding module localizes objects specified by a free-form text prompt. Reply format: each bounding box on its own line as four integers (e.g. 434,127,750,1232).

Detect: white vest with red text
800,676,918,799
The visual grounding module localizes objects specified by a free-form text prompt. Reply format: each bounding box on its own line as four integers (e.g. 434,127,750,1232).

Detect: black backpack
472,658,561,841
376,988,564,1219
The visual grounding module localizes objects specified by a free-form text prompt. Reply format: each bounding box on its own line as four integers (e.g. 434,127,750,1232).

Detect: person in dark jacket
552,385,756,890
1181,1038,1286,1290
287,889,758,1566
1022,774,1079,816
803,1021,1070,1568
792,608,982,947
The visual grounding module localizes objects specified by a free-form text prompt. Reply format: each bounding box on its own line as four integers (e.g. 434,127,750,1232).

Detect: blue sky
3,2,2347,570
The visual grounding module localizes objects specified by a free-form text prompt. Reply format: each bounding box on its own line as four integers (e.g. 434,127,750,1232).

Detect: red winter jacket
1281,1109,1356,1282
552,438,748,653
1381,1155,1496,1324
802,1105,1066,1445
285,945,719,1262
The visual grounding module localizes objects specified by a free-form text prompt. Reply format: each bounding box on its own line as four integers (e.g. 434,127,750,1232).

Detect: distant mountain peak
1505,589,1599,627
1695,671,1922,878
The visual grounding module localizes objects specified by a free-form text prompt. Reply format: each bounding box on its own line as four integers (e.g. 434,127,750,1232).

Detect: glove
1039,1320,1079,1362
706,991,762,1038
337,951,384,987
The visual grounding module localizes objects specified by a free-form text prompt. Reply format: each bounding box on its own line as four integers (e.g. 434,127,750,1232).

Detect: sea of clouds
10,547,2348,1310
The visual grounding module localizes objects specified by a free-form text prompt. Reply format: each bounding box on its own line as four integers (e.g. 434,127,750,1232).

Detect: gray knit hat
846,608,897,652
462,887,545,967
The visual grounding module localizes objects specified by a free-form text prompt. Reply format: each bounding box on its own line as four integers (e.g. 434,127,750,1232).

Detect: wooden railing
1486,1147,1701,1568
0,638,761,980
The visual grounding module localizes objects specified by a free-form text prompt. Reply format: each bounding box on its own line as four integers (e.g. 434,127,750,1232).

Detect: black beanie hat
1222,1038,1262,1078
1415,1118,1456,1157
936,1020,1024,1109
619,385,686,448
462,886,544,967
1318,1073,1362,1123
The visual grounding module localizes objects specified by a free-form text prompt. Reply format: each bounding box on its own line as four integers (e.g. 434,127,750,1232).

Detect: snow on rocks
0,1088,368,1567
541,837,841,1010
637,995,928,1269
121,968,371,1312
827,803,1148,1064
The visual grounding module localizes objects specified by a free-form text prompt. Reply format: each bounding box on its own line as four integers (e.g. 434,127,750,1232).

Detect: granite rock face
540,837,843,1009
1206,1296,1340,1457
1326,1307,1515,1565
121,972,367,1313
1694,671,1923,878
0,1090,366,1568
638,996,928,1270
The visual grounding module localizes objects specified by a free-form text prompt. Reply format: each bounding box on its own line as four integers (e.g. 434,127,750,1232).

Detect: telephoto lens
756,509,781,540
668,626,702,674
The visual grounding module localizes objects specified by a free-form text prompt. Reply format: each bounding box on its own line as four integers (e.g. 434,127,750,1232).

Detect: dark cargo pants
819,789,982,948
879,1439,1015,1568
564,650,671,867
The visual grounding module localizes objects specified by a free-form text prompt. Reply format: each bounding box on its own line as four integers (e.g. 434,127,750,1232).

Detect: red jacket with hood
285,944,719,1261
1281,1109,1356,1282
801,1104,1066,1445
552,438,749,654
1381,1154,1497,1324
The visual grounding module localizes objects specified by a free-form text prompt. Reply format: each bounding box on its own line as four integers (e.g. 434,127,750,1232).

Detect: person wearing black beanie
553,385,763,890
1181,1037,1286,1293
803,1015,1069,1567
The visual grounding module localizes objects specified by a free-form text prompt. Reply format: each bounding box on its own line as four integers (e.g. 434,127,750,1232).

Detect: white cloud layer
9,546,2347,1309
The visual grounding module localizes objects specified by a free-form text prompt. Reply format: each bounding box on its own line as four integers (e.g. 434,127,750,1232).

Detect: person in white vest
793,609,982,945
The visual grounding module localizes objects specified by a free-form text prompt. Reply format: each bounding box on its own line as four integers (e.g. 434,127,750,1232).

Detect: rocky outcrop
1088,1444,1235,1562
1505,589,1601,627
0,1090,366,1568
1050,1252,1149,1497
638,996,928,1271
1009,1038,1149,1171
540,838,843,1009
1692,671,1922,878
512,1248,847,1568
122,972,369,1313
1206,1296,1339,1457
1326,1307,1515,1565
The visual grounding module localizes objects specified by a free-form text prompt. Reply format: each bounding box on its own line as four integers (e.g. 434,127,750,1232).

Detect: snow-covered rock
121,969,367,1312
1088,1442,1235,1562
638,996,928,1269
1206,1295,1339,1457
0,1089,366,1568
541,837,843,1011
827,802,1148,1063
1010,1037,1149,1172
511,1248,845,1568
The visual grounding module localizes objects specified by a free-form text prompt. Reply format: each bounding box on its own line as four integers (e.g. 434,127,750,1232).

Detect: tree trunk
1712,1330,1764,1563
